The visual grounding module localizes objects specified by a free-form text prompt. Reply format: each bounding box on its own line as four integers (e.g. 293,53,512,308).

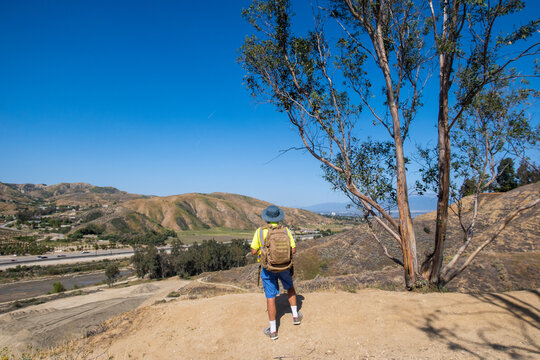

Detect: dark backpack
260,225,293,272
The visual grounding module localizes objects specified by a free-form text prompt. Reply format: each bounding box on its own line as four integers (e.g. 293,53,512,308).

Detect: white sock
291,306,298,318
269,320,276,333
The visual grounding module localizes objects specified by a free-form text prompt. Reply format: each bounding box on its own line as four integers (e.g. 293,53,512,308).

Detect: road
0,220,21,231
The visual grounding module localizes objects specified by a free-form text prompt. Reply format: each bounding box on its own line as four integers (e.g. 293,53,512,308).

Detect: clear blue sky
1,1,538,207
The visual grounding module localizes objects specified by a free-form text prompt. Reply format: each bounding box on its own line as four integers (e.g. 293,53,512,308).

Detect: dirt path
0,277,188,352
59,288,540,360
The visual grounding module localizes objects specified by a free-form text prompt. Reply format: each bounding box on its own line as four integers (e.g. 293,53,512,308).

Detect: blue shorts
261,268,294,299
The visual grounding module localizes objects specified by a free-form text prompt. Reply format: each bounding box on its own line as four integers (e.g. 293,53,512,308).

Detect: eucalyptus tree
239,0,539,288
435,73,539,285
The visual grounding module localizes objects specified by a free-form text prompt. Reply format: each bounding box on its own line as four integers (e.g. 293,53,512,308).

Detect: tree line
67,224,176,247
131,239,251,280
461,159,539,196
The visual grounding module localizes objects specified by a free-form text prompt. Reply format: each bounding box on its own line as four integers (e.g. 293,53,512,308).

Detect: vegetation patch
111,217,130,232
176,283,240,299
83,210,103,222
90,186,118,194
294,250,329,280
131,239,250,280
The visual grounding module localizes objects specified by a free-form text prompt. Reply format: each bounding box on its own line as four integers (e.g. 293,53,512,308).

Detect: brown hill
0,182,148,213
70,206,165,235
122,192,331,231
0,182,333,236
203,183,539,293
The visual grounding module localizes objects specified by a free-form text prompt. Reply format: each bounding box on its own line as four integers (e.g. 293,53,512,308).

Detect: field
174,228,253,244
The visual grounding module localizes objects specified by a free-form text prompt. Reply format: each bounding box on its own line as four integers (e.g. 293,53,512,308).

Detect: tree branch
442,197,540,284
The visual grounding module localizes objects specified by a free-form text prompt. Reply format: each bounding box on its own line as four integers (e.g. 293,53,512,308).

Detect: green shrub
105,263,120,286
52,282,65,293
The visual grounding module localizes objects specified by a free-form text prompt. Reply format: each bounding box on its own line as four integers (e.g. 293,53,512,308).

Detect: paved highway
0,249,137,270
0,247,175,270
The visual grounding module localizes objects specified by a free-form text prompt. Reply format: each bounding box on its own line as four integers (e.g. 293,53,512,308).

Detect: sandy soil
0,277,188,352
54,288,540,360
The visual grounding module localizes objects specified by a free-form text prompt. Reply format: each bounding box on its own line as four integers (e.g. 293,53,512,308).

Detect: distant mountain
0,182,332,232
302,194,437,217
301,202,358,215
0,182,147,209
123,192,331,231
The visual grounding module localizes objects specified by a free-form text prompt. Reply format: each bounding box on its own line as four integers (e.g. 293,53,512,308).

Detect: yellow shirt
251,223,296,262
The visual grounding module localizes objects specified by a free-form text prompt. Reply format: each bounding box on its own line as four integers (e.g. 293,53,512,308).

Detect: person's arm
286,227,296,255
250,228,261,257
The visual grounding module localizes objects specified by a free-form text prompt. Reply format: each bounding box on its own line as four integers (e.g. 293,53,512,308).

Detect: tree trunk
394,130,419,288
429,79,451,285
374,17,419,288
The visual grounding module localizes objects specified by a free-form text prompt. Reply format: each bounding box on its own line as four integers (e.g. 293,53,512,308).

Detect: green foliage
460,178,477,197
105,263,120,287
517,160,540,186
68,223,105,241
495,158,518,192
89,186,119,194
131,239,250,280
16,205,56,224
450,76,539,198
110,218,130,232
323,140,397,211
167,291,180,298
319,228,333,236
52,282,65,293
0,259,128,281
100,229,171,247
0,236,51,255
84,210,103,222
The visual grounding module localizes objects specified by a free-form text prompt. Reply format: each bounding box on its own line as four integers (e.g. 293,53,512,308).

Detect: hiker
251,205,302,340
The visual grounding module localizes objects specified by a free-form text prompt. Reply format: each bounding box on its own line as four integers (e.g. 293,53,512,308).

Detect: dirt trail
66,288,539,360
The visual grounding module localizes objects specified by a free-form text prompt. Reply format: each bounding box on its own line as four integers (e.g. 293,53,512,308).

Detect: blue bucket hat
261,205,284,222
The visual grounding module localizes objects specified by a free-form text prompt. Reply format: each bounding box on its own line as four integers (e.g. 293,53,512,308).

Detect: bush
52,282,65,293
105,263,120,287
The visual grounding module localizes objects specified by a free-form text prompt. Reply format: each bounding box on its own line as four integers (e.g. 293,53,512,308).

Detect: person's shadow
276,292,304,329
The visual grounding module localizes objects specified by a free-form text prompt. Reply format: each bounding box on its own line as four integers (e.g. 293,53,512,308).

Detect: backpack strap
259,226,265,247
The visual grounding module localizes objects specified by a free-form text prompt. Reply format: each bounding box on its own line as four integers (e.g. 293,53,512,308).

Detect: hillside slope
123,192,331,231
46,287,540,360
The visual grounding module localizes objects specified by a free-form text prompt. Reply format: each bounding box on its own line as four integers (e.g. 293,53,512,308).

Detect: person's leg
288,286,299,319
287,286,297,307
279,270,300,321
267,297,277,322
261,268,279,335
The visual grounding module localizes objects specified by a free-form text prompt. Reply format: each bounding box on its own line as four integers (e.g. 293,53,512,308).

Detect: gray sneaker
293,311,303,325
263,327,278,340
